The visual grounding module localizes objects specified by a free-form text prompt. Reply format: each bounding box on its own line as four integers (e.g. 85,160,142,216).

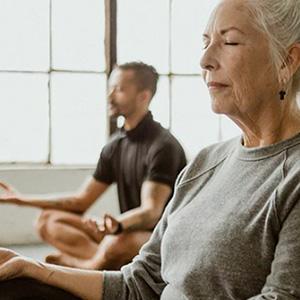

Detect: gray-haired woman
0,0,300,299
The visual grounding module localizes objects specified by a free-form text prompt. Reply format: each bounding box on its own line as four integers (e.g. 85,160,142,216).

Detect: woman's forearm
25,260,103,300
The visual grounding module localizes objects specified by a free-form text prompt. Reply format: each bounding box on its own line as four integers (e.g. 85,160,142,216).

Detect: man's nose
108,88,115,100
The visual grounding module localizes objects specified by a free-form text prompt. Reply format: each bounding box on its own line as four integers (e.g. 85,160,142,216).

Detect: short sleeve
93,145,114,184
146,140,186,188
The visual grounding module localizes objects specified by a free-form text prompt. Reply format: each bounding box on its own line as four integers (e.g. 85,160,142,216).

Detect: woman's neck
231,101,300,147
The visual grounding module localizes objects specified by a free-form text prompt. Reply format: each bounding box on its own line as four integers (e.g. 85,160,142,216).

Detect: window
0,0,241,165
117,0,241,159
0,0,107,165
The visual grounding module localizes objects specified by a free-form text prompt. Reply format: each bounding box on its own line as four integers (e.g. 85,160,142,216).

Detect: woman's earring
279,90,286,100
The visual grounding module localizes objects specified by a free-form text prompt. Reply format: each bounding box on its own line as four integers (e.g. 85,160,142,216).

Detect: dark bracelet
114,222,123,235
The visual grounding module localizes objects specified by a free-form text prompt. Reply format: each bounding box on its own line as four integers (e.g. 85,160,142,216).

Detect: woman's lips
207,81,229,89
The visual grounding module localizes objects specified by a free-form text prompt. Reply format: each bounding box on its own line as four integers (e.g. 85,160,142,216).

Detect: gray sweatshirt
103,133,300,299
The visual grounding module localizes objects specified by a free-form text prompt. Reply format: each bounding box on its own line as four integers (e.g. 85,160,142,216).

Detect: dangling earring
279,90,286,100
279,77,287,100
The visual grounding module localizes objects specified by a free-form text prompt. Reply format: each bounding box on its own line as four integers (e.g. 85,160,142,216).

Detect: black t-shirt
93,112,186,213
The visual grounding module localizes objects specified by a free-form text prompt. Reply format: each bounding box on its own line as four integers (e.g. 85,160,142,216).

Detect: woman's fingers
0,257,23,280
0,249,24,280
0,248,17,264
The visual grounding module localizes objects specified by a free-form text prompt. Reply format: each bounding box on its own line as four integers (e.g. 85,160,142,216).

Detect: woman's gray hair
245,0,300,99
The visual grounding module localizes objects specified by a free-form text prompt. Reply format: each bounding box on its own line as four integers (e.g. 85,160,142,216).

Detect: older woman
0,0,300,299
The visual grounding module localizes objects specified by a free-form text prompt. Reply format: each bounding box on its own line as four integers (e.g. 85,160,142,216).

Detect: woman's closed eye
225,42,239,46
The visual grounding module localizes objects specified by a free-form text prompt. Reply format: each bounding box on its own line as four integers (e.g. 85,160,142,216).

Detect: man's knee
35,210,56,240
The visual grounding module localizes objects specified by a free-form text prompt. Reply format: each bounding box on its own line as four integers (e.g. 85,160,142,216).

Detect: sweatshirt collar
235,132,300,160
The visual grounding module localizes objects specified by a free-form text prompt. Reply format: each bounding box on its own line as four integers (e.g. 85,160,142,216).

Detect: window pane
171,76,219,159
150,76,170,129
52,0,105,71
51,72,107,164
0,0,49,71
220,116,242,141
171,0,219,74
117,0,169,74
0,74,49,162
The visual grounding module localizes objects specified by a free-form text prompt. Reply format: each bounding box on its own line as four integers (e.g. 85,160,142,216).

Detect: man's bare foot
45,252,96,270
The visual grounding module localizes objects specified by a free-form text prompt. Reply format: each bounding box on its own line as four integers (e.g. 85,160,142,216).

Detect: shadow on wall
0,168,119,245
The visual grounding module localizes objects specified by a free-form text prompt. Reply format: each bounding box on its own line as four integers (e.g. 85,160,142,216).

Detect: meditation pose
0,0,300,299
0,62,186,271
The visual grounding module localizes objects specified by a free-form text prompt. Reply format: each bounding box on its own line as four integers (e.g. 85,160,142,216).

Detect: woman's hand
0,248,28,281
0,247,104,300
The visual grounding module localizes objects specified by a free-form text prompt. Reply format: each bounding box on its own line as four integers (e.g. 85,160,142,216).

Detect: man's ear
138,90,152,104
281,43,300,81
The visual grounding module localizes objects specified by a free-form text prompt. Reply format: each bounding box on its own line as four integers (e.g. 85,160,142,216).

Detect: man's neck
124,110,149,131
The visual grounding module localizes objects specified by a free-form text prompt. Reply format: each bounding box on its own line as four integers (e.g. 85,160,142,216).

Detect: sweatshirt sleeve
102,167,188,300
102,212,167,299
248,183,300,299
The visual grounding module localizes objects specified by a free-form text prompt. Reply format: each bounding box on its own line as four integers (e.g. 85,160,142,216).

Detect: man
0,62,186,270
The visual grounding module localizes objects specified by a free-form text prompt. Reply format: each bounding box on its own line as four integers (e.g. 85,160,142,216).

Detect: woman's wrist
23,259,52,283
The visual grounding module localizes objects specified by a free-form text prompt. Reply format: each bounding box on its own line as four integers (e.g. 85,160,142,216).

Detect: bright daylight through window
0,0,241,165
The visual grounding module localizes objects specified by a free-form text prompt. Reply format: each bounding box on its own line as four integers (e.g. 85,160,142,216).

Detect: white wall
0,168,119,245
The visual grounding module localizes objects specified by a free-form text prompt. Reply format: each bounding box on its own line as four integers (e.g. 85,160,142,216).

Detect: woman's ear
283,43,300,80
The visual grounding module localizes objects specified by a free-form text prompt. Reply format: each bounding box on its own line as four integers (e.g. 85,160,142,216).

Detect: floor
7,243,55,262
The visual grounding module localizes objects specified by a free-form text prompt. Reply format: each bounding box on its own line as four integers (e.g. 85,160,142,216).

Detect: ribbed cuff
103,271,126,300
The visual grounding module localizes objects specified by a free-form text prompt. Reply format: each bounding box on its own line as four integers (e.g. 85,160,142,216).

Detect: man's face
107,69,142,118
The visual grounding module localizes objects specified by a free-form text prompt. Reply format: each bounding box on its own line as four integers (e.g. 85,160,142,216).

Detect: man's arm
117,180,172,231
0,248,103,300
0,177,109,214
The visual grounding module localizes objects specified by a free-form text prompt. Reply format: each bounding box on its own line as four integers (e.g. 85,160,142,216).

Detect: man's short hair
116,62,159,99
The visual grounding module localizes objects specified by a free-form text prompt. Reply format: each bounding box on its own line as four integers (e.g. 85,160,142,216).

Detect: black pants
0,278,81,300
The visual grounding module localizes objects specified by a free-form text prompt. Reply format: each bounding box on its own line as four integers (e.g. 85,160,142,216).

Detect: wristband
114,221,123,235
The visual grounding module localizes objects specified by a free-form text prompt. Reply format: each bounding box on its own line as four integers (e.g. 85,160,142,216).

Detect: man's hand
100,214,120,234
0,248,28,281
83,218,106,243
84,214,121,243
0,182,23,205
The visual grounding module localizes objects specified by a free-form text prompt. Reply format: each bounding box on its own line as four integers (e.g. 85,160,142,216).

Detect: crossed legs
36,209,151,270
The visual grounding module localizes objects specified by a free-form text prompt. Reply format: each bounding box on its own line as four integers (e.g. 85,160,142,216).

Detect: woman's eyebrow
203,26,245,39
220,27,245,35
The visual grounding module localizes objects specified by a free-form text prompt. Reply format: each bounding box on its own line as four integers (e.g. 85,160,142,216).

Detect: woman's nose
200,45,218,72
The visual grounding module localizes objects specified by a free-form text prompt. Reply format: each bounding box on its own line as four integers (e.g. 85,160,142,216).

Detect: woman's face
200,0,279,118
